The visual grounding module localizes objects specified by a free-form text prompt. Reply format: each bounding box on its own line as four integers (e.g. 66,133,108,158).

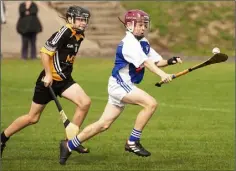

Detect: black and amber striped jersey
40,24,84,81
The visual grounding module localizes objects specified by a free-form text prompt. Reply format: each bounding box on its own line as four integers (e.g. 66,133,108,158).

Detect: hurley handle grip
155,69,189,87
155,75,176,87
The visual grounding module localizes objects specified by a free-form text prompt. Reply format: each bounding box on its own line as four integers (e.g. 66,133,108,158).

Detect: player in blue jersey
58,9,182,165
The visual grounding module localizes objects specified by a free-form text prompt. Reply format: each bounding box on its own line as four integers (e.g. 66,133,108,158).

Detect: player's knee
99,120,111,132
147,99,158,113
78,96,91,110
27,113,40,124
102,123,111,131
84,97,91,108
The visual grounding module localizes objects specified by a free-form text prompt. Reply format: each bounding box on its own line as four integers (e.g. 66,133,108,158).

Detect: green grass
1,58,234,171
121,1,234,57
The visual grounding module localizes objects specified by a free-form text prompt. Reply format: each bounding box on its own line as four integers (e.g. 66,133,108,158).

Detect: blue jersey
111,32,162,84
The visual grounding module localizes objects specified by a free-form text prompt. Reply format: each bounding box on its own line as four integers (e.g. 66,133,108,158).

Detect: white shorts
108,76,136,107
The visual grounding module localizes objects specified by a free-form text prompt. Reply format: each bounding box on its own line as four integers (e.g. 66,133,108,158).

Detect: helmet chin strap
72,26,85,34
75,29,84,34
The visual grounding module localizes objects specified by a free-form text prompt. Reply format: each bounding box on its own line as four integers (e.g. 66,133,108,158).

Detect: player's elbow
143,58,155,68
143,59,150,67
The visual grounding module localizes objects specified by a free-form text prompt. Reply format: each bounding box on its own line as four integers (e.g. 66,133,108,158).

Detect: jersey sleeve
122,41,148,68
40,25,72,56
148,47,163,63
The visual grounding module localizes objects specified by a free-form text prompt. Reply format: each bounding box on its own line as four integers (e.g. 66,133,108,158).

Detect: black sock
1,131,9,144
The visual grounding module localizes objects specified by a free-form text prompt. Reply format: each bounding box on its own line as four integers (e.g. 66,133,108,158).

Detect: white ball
212,47,220,54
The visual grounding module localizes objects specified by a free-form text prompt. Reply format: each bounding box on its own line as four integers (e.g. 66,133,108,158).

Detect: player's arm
155,59,168,67
156,57,182,67
147,47,167,67
40,26,71,87
40,52,52,87
143,59,170,79
122,42,172,83
148,47,182,67
143,59,173,83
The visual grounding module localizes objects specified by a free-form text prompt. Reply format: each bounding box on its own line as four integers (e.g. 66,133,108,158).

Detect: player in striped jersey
1,6,91,157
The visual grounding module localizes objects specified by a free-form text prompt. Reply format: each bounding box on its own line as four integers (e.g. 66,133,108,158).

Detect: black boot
59,140,71,165
125,140,151,157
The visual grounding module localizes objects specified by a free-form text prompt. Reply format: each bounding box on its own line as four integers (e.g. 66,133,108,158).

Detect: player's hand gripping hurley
48,86,79,139
155,53,228,87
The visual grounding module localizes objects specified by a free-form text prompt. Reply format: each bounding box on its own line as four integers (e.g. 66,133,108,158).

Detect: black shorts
33,72,76,105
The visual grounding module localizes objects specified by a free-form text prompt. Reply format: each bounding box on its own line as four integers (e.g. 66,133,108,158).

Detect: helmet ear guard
126,21,135,32
118,17,134,32
66,16,74,24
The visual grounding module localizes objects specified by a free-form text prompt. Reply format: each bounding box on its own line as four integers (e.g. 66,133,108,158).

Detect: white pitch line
1,87,233,113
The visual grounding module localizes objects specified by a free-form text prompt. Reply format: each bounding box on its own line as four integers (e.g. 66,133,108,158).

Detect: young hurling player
58,9,182,165
1,6,92,157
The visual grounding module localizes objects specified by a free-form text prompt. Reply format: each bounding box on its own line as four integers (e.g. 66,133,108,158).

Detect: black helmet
66,6,91,34
66,6,91,22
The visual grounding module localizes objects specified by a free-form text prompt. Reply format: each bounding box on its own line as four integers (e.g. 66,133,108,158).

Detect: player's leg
1,77,52,158
3,102,45,137
122,87,158,157
1,102,46,157
59,103,123,165
76,102,123,142
60,82,91,153
122,87,157,130
61,83,91,128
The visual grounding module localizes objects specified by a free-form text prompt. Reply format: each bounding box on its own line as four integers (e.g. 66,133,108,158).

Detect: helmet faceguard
66,6,91,33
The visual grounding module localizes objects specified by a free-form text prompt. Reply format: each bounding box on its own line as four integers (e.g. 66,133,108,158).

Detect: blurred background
1,1,234,59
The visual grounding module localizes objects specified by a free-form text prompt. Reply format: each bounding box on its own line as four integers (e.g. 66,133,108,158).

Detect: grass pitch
1,58,234,171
